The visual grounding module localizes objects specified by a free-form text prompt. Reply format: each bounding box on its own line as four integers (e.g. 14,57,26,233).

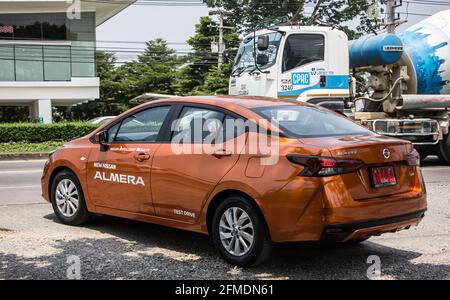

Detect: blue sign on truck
292,72,310,85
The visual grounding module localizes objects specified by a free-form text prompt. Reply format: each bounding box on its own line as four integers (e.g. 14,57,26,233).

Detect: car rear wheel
211,196,272,267
51,170,91,226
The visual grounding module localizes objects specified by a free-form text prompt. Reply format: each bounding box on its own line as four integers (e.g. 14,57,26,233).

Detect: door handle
212,150,232,159
134,153,151,162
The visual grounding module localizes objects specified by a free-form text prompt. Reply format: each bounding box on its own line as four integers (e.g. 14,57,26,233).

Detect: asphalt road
0,158,449,280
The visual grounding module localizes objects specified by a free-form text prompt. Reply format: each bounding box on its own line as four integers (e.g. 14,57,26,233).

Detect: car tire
211,195,272,267
343,237,369,245
438,133,450,164
51,170,91,226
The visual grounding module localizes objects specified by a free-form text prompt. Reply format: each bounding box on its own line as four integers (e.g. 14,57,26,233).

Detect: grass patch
0,141,65,153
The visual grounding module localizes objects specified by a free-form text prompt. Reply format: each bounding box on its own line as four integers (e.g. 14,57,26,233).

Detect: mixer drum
398,10,450,95
349,34,403,68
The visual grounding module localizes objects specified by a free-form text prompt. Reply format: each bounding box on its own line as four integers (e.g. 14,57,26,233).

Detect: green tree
54,51,125,121
203,0,381,38
177,16,239,95
203,0,305,32
196,64,234,95
0,106,30,123
116,38,181,100
304,0,382,39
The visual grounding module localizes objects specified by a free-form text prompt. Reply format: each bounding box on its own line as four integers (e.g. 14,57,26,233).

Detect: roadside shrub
0,122,99,143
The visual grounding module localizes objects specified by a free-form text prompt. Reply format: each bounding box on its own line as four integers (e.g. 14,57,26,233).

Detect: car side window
114,106,171,143
171,107,225,144
282,34,324,73
223,115,247,141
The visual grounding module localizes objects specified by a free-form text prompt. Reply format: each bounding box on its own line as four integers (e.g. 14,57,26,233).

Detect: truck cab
229,24,450,163
229,26,350,107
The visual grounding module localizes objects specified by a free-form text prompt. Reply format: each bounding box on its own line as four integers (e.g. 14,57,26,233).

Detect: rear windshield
253,105,372,138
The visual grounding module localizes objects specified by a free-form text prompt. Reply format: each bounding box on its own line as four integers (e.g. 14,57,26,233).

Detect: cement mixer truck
229,9,450,163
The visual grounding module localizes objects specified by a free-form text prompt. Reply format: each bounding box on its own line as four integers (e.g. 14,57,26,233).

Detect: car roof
139,95,302,110
94,96,314,135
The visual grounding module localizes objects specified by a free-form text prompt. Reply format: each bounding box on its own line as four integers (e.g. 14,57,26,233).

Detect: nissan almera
41,96,427,267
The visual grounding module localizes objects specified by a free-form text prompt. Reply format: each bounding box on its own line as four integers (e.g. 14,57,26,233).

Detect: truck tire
417,149,430,162
438,133,450,164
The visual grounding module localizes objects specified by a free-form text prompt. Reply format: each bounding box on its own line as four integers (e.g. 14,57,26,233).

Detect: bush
0,122,99,143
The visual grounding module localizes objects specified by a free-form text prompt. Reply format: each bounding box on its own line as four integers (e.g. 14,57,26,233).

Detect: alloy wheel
219,207,254,257
55,179,79,218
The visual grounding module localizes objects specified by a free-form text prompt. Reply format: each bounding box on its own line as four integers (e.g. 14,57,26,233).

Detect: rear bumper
321,209,426,242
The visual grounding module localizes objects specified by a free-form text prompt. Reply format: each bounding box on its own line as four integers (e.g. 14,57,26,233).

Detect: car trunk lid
300,134,416,200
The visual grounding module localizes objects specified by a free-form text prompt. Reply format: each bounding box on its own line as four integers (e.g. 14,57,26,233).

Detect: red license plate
371,166,397,188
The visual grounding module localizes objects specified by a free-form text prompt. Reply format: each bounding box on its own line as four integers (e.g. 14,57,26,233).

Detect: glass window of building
0,12,96,81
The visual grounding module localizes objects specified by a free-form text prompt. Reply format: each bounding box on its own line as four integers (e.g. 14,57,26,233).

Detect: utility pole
209,11,234,71
218,14,224,71
386,0,396,33
384,0,406,34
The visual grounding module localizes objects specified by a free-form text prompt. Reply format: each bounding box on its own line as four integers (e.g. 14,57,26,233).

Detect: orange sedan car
41,96,427,266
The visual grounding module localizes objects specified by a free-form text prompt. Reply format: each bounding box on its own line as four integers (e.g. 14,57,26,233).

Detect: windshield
253,105,373,138
233,32,282,73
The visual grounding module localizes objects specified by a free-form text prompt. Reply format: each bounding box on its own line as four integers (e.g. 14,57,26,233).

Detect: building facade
0,0,135,123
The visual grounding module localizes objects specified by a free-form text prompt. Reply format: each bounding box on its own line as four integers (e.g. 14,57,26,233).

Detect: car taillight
406,149,420,166
287,155,365,177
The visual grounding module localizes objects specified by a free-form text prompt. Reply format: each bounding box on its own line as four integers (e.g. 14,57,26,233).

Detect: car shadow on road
1,213,445,280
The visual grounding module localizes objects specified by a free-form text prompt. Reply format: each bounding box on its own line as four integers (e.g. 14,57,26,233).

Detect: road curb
0,152,50,161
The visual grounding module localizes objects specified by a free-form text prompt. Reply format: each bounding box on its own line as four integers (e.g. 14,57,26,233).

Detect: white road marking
0,160,47,164
1,202,48,207
0,170,42,174
0,185,41,189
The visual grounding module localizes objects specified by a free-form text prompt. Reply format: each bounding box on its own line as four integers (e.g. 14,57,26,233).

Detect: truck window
282,34,324,72
232,32,282,73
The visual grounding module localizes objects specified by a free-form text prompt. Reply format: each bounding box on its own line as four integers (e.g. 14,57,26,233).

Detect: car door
151,105,247,223
86,105,172,214
277,33,328,100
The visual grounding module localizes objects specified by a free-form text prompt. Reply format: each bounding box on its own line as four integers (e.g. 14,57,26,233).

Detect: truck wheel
51,170,91,226
417,149,430,162
211,196,272,267
438,134,450,164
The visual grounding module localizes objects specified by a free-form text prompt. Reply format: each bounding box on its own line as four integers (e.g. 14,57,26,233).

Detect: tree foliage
178,16,239,95
55,39,182,121
117,38,180,99
203,0,381,38
203,0,305,32
196,64,234,95
54,51,125,121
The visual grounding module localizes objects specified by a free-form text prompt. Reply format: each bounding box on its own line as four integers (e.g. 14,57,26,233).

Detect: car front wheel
51,170,91,226
211,196,272,267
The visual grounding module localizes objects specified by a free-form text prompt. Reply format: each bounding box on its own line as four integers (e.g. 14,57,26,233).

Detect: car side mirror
257,35,269,51
95,131,109,152
256,53,269,66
